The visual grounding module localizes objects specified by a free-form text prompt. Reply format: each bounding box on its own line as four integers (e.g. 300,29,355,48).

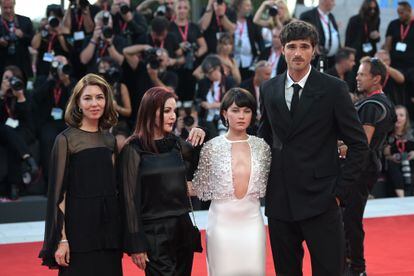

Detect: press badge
362,43,373,53
396,42,407,52
51,108,63,120
73,31,85,41
5,118,19,128
43,52,54,62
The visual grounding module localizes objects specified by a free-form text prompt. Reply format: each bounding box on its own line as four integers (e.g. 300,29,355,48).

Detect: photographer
62,0,96,78
110,0,147,45
0,65,38,200
199,0,236,55
195,54,235,138
31,4,70,88
253,0,293,30
136,0,175,22
169,0,207,104
97,56,131,150
80,10,127,72
123,44,178,124
0,0,34,79
33,56,74,183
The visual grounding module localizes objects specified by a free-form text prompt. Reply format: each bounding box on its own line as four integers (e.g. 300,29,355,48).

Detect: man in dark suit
258,21,368,275
300,0,340,70
259,27,287,77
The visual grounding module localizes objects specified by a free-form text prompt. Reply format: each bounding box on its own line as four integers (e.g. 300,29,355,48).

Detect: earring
78,107,82,113
225,119,229,127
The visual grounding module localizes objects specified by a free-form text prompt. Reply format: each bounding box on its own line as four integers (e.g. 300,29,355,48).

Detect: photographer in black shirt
0,65,38,200
0,0,34,79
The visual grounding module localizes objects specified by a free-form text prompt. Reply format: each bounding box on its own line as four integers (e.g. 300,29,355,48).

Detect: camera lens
10,77,24,91
102,26,113,39
102,11,110,26
120,3,130,14
48,16,59,28
269,6,278,17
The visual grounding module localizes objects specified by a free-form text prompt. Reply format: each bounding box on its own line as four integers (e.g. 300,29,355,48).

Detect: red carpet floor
1,215,413,276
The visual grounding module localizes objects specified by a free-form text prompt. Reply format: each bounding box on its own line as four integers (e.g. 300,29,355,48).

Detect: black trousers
143,214,194,276
343,171,378,273
268,202,345,276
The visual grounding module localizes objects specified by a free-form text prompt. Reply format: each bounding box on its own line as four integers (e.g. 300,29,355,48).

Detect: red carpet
1,215,413,276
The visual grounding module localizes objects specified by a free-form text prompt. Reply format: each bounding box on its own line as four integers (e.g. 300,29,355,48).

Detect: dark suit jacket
300,8,340,55
259,47,287,75
240,78,256,100
258,68,368,221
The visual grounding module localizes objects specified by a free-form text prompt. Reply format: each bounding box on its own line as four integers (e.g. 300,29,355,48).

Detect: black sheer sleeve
178,138,201,181
117,142,149,254
39,133,68,268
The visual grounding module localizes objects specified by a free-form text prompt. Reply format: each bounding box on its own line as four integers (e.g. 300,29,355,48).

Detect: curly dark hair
280,20,319,48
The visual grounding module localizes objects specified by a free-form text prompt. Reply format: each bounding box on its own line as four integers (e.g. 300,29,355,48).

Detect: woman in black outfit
345,0,381,62
118,87,205,275
39,74,123,276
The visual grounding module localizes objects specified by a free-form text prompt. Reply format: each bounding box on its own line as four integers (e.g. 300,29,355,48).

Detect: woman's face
156,97,177,134
78,85,106,122
276,2,287,20
1,70,13,92
219,40,233,55
207,66,222,82
395,108,407,129
223,102,253,132
176,1,189,20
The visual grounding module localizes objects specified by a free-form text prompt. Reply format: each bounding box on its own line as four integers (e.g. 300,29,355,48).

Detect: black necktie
290,83,301,116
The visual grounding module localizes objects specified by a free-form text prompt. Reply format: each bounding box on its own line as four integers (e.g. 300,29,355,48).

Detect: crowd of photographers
0,0,413,201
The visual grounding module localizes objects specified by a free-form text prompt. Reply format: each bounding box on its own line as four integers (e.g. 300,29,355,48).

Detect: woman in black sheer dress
39,74,122,276
118,87,205,275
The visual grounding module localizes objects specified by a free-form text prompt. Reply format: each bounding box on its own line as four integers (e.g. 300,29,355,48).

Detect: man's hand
369,31,380,40
92,27,102,41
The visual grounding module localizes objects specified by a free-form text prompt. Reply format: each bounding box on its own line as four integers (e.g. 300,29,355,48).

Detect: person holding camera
0,65,38,200
253,0,293,31
199,0,236,55
97,56,132,150
384,105,414,198
110,0,147,45
123,44,178,125
31,4,70,89
195,54,236,138
33,56,74,184
80,10,127,73
0,0,34,80
136,0,175,22
169,0,207,104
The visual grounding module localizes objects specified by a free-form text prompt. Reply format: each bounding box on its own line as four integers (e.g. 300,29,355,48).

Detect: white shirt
285,66,312,110
318,8,339,57
268,49,281,78
234,20,253,68
206,81,221,122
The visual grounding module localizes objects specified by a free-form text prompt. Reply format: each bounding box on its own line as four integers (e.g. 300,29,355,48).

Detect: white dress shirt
285,66,312,110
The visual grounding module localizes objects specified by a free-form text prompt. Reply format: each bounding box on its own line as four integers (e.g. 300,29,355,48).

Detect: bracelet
89,40,97,46
59,239,68,243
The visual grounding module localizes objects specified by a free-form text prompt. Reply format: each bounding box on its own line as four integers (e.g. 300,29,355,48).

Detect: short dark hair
335,47,356,63
280,20,319,47
151,16,170,35
220,88,257,126
360,56,387,85
201,54,222,74
398,1,412,9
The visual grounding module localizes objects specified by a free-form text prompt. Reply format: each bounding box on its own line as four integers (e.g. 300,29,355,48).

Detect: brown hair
360,56,387,85
130,87,177,153
64,73,118,130
4,65,25,83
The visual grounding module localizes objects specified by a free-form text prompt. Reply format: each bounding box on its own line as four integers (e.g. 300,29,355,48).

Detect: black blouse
39,127,121,268
117,134,199,254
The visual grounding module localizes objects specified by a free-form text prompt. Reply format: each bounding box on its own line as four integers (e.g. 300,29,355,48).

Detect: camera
142,48,162,70
401,152,412,185
70,0,90,10
216,0,224,5
4,25,17,55
102,11,110,26
182,42,199,70
50,60,72,79
268,5,278,17
103,67,121,84
102,26,113,38
155,4,172,17
9,76,24,91
119,3,130,15
48,16,60,28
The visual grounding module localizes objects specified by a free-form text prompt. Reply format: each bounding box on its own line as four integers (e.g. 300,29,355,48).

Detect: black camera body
50,60,72,79
9,76,24,91
183,42,199,70
142,48,162,70
102,11,110,26
268,5,278,17
155,4,172,17
103,67,121,84
70,0,90,10
119,3,130,15
216,0,224,5
102,26,113,39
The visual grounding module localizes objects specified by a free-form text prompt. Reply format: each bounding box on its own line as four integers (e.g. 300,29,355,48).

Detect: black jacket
258,68,368,221
259,47,287,75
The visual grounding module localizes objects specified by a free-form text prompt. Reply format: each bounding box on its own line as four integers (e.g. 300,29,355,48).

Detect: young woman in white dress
192,88,271,276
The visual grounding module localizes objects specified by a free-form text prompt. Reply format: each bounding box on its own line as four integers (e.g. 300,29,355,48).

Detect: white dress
193,135,272,276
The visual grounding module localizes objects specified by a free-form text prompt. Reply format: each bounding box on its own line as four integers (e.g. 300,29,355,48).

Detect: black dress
39,127,122,276
118,134,199,276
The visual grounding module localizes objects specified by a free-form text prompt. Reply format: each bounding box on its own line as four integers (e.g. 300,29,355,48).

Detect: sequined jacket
193,135,272,201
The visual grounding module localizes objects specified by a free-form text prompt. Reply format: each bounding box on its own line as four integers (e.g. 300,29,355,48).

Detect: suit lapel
271,72,292,127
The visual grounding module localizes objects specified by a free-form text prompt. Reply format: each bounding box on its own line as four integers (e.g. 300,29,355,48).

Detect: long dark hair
359,0,380,27
130,87,177,153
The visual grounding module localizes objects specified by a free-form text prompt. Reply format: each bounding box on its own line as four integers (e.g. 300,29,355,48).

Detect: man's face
1,0,15,18
397,5,412,22
320,0,335,12
343,53,356,72
272,29,282,50
282,39,314,73
114,0,130,6
256,66,272,83
152,31,168,42
239,0,252,17
356,62,378,93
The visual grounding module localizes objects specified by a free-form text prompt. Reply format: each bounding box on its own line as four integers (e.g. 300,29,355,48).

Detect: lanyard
318,11,332,48
269,49,280,68
119,21,128,32
400,20,413,42
151,34,165,49
47,33,57,52
53,83,62,106
99,41,110,57
3,100,12,118
215,15,223,32
237,21,245,37
1,18,13,33
383,71,390,88
367,89,382,97
75,14,84,31
318,11,330,27
396,138,406,153
177,22,189,42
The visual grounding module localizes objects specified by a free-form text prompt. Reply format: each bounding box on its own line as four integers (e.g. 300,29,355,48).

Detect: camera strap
98,41,110,57
75,13,84,31
3,99,13,118
48,33,58,53
215,15,223,32
119,20,128,32
177,21,189,42
53,82,62,106
151,33,165,49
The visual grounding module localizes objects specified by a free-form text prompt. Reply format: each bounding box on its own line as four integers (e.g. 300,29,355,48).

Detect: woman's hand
55,242,70,267
131,252,149,270
187,127,206,146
